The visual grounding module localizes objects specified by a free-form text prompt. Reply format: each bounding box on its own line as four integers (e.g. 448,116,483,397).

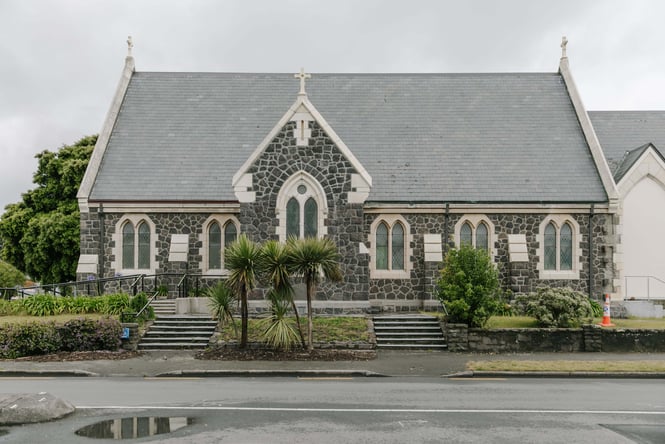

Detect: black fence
0,273,227,300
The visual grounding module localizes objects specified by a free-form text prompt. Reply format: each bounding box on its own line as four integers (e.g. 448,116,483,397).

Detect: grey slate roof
612,143,665,183
90,72,608,203
590,111,665,173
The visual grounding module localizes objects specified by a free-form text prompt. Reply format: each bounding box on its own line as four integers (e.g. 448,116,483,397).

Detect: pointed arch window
203,217,240,273
116,215,155,273
476,222,488,251
371,216,411,278
122,223,135,269
456,217,493,253
538,215,580,279
276,171,328,242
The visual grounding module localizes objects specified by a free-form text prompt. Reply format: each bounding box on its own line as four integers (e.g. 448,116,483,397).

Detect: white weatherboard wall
622,177,665,299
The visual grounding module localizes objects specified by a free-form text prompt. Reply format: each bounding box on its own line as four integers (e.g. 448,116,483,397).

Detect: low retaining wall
445,323,665,353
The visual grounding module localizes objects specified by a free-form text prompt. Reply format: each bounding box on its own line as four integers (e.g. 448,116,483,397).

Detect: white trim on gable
78,56,136,212
559,57,619,208
232,93,372,203
616,144,665,196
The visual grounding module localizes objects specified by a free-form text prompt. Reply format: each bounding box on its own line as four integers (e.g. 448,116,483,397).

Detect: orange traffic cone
598,294,615,327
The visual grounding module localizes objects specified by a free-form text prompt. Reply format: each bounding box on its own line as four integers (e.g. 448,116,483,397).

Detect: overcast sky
1,0,663,213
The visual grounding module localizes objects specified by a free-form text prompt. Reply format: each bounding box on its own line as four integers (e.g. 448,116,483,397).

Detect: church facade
76,46,665,312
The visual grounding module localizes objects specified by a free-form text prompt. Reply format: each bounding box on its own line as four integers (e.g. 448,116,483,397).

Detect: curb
0,370,98,377
154,369,388,378
445,371,665,379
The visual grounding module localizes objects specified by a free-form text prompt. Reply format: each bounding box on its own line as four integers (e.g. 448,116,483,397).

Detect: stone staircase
373,314,447,350
138,315,217,350
149,298,176,316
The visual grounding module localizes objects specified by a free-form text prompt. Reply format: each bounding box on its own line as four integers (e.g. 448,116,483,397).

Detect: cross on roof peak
127,35,134,57
560,36,568,59
294,68,311,96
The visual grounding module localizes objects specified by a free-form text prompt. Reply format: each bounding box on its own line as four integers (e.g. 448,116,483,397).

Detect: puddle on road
0,430,7,437
75,416,193,439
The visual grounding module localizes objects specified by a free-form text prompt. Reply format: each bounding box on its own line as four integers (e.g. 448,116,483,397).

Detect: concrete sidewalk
2,350,665,378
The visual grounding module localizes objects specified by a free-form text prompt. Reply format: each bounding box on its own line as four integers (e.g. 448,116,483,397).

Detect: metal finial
127,36,134,57
294,67,311,96
561,36,568,59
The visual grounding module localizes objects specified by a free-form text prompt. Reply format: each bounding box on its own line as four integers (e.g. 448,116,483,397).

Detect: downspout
443,203,450,255
98,203,105,279
588,204,594,299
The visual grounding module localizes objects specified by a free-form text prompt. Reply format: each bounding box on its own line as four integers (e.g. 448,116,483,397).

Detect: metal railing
624,275,665,300
1,273,227,301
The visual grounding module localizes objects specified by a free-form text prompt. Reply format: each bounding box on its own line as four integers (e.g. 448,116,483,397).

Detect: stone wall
444,324,665,353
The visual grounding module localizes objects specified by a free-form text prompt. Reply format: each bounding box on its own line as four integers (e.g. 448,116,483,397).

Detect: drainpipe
588,204,594,299
98,203,105,279
443,203,450,255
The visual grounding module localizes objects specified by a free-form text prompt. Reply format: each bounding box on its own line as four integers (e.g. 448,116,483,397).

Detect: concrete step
375,331,443,337
138,341,210,350
377,343,448,350
138,315,217,350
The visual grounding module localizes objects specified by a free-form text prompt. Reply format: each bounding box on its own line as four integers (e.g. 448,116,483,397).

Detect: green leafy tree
0,260,25,290
436,245,502,328
225,234,261,348
287,237,342,351
260,240,304,350
0,135,96,283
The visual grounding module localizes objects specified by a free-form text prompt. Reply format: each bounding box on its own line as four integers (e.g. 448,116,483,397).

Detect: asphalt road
2,377,665,443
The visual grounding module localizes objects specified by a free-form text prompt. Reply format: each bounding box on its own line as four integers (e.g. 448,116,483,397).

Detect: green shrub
130,292,154,321
58,317,122,351
259,289,299,351
0,299,20,315
103,293,131,315
590,299,603,318
22,294,62,316
207,282,237,333
515,288,594,328
436,245,503,327
0,322,62,359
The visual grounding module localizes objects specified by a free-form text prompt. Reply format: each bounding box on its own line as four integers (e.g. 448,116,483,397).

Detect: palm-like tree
260,240,305,348
225,234,261,348
287,237,342,351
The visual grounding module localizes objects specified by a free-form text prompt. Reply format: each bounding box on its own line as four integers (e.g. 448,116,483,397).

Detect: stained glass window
460,222,472,247
376,222,388,270
392,223,405,270
286,197,300,239
544,222,556,270
208,222,221,270
304,197,318,238
560,223,573,270
122,223,134,269
476,223,488,251
138,222,151,269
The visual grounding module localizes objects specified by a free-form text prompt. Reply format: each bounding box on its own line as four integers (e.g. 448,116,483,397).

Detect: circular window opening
297,184,307,195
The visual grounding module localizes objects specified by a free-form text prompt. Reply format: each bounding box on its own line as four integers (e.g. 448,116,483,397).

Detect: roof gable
615,143,665,183
232,93,372,202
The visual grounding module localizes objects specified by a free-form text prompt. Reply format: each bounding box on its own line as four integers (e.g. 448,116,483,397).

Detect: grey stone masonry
239,120,369,301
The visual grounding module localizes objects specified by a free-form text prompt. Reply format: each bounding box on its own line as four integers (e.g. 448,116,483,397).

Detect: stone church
76,40,665,312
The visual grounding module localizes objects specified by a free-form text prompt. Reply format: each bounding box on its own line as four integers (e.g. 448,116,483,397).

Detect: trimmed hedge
0,317,122,359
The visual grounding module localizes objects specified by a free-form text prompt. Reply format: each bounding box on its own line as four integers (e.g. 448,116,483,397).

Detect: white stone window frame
275,171,328,242
453,215,497,259
369,215,412,280
199,215,240,276
536,215,581,280
112,214,158,275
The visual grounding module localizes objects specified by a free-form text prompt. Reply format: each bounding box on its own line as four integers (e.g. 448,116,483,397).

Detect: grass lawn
215,316,370,343
0,313,110,325
485,316,665,329
467,360,665,373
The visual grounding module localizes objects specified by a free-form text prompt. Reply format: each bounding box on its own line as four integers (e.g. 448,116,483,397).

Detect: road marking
448,378,507,381
143,377,203,381
297,377,354,381
75,405,665,416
